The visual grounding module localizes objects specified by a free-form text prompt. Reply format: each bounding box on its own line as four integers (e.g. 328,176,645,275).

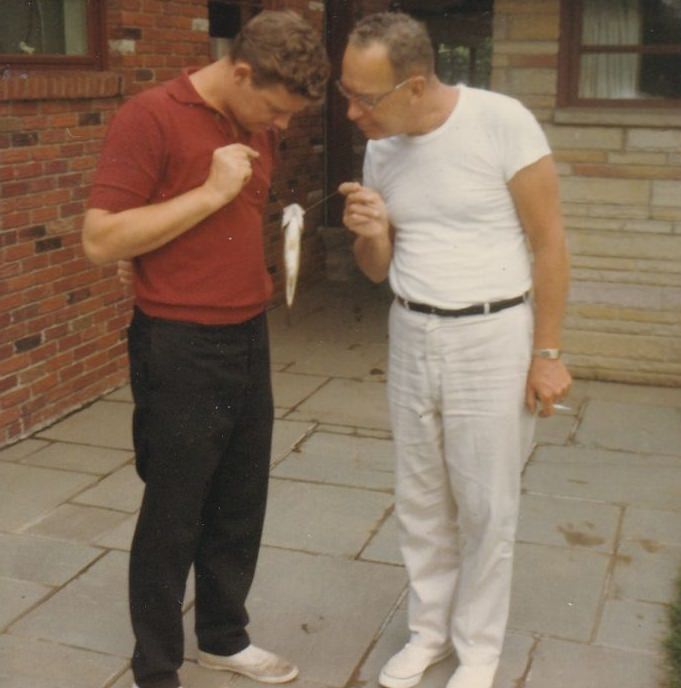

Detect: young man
338,12,571,688
82,11,329,688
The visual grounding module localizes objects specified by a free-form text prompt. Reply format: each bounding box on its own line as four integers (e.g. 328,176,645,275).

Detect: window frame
558,0,681,108
0,0,107,71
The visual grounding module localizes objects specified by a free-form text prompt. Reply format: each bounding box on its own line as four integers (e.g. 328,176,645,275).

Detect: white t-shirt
363,84,551,308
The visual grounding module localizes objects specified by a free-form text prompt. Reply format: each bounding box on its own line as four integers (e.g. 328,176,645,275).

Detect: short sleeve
499,99,552,182
88,99,165,212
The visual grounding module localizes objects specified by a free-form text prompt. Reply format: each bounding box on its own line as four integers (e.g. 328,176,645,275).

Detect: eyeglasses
335,78,412,110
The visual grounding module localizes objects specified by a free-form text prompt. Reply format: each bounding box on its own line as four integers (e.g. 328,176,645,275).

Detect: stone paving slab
359,512,402,565
517,493,620,553
271,431,394,491
524,446,681,510
285,341,387,379
576,399,681,455
72,464,144,513
271,419,316,466
0,462,96,532
95,514,137,551
0,577,51,630
9,550,132,657
612,540,681,604
0,634,127,688
287,379,391,431
0,439,49,463
621,506,681,547
20,442,133,475
527,637,665,688
37,401,133,450
509,542,610,641
262,479,393,557
0,533,102,587
316,425,393,440
24,504,131,544
533,413,576,446
569,379,681,407
184,547,407,688
105,385,133,403
272,371,328,409
596,598,668,654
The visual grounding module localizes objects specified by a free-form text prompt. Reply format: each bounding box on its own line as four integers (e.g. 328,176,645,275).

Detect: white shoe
132,685,183,688
446,663,498,688
379,643,452,688
198,644,299,683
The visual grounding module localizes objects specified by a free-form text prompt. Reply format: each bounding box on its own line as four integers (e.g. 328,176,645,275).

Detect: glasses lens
335,80,376,109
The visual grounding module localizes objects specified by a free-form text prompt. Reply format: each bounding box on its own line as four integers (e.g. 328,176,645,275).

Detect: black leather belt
395,292,528,317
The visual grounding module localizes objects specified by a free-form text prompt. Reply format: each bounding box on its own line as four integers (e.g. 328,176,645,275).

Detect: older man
339,12,571,688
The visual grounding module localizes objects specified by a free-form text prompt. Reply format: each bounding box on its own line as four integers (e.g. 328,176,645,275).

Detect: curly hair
230,10,330,102
348,12,434,81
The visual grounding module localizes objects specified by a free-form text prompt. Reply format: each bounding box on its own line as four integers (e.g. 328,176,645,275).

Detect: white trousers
387,300,535,667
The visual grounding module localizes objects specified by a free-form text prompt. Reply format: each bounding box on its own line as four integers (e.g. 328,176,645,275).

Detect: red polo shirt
88,71,277,324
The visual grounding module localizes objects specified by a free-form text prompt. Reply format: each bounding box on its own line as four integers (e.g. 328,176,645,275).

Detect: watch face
535,349,560,359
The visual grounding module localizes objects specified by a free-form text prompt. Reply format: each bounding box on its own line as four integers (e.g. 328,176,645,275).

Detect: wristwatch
533,348,561,360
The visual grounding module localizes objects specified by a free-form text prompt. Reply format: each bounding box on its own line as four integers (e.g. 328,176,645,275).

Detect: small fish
282,203,305,307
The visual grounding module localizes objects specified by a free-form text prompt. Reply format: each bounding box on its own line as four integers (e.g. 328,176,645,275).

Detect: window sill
554,107,681,128
0,70,122,102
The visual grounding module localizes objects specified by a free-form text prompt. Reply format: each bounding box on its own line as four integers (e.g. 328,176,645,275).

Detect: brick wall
492,0,681,385
0,0,328,447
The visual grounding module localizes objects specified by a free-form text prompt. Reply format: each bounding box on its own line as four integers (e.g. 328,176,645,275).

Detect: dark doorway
324,0,358,227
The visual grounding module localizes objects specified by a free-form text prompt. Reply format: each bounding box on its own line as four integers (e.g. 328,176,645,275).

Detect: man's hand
525,358,572,417
117,259,134,286
203,144,260,206
339,182,390,240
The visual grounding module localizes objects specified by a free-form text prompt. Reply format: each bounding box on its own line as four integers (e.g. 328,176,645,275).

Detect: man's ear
233,61,252,85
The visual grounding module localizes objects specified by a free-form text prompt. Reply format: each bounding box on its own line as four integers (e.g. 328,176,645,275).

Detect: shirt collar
167,68,209,106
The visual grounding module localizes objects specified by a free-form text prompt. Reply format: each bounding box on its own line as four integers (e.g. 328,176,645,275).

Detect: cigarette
552,403,572,411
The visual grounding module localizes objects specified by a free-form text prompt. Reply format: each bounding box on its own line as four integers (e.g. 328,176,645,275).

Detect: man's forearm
531,239,570,348
353,233,393,283
83,142,258,265
83,184,224,265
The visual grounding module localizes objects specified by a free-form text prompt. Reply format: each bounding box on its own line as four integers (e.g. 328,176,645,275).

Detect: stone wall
492,0,681,385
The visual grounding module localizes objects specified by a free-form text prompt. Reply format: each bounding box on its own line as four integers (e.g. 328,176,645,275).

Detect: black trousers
127,308,273,688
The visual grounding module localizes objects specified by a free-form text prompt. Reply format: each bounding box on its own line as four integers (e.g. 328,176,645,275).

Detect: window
559,0,681,106
0,0,105,70
436,40,492,89
388,0,493,89
209,0,263,59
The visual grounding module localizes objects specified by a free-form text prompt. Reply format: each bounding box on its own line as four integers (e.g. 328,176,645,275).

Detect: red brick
45,160,69,174
0,352,31,376
30,206,59,224
3,211,31,229
32,146,62,161
2,181,30,198
0,149,29,168
0,375,18,394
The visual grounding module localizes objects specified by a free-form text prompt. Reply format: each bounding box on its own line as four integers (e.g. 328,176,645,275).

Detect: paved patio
1,276,680,688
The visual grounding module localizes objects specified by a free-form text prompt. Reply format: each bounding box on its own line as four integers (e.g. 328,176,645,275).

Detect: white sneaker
446,663,498,688
198,644,299,683
379,643,452,688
